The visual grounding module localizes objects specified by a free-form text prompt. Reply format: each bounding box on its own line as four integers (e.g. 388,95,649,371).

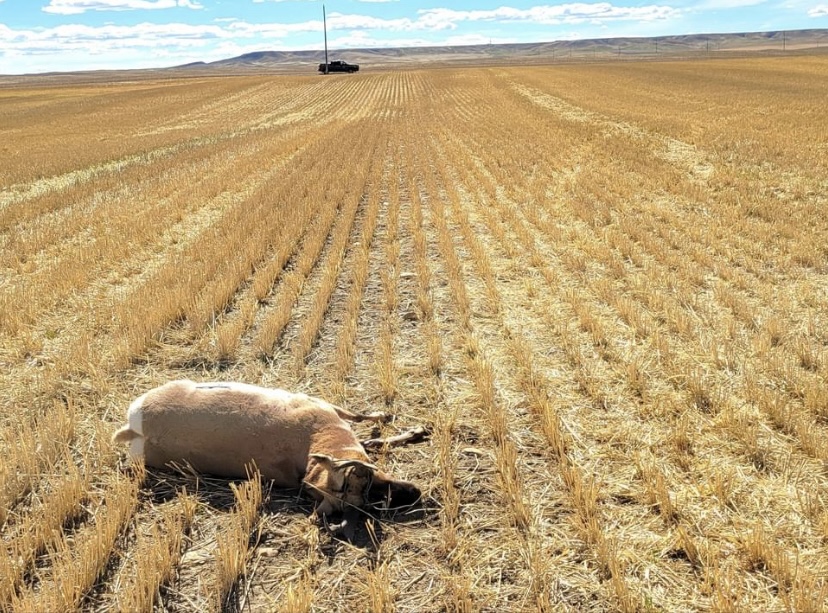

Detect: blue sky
0,0,826,74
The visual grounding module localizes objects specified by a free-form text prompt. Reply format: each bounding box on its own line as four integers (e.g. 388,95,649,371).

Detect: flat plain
1,55,827,612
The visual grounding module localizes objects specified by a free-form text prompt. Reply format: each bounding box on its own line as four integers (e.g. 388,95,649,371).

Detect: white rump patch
129,435,145,459
127,393,146,459
127,394,146,436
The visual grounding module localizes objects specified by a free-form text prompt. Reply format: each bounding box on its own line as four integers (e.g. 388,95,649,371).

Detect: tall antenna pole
323,4,329,74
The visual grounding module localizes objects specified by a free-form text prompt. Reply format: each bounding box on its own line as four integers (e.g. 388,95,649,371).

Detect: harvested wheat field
1,54,828,612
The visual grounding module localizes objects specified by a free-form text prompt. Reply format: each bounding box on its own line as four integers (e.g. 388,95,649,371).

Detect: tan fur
113,380,420,514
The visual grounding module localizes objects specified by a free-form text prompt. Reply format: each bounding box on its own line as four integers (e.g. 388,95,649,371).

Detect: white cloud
692,0,767,7
251,0,676,22
224,19,321,37
0,21,229,53
0,20,231,73
416,4,681,28
241,4,682,35
253,0,396,2
43,0,203,15
809,4,828,16
1,2,684,73
327,30,515,49
327,13,425,31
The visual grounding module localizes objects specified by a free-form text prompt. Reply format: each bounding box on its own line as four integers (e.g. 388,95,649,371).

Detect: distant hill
2,28,826,85
177,28,828,73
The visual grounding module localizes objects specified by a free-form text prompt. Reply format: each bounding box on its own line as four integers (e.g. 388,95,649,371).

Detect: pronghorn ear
310,454,376,473
333,458,376,473
309,453,335,468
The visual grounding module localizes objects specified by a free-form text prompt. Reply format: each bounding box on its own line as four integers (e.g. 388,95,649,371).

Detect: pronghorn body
113,380,420,514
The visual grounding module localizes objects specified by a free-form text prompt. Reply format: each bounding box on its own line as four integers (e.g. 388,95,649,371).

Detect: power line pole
323,4,329,74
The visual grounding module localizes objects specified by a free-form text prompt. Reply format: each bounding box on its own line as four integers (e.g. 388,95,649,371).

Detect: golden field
1,55,827,612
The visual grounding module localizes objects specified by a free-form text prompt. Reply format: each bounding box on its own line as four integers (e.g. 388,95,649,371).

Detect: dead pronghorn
113,380,422,526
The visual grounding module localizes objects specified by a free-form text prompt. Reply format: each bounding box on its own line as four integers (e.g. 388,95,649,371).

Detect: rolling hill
190,28,828,73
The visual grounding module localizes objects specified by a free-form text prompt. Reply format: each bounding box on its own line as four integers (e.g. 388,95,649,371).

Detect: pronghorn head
305,453,421,515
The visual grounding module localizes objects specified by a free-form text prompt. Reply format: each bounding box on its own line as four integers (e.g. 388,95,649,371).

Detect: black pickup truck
318,60,359,74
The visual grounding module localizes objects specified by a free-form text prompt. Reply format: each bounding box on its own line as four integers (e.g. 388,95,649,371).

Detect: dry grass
214,472,263,611
114,493,197,613
2,56,828,612
11,472,141,612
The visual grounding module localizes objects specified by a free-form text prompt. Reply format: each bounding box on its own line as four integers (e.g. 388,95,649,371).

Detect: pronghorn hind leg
330,403,391,424
362,425,430,450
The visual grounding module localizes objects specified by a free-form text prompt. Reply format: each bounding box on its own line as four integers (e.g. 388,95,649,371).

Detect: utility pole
323,4,329,74
782,30,786,51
